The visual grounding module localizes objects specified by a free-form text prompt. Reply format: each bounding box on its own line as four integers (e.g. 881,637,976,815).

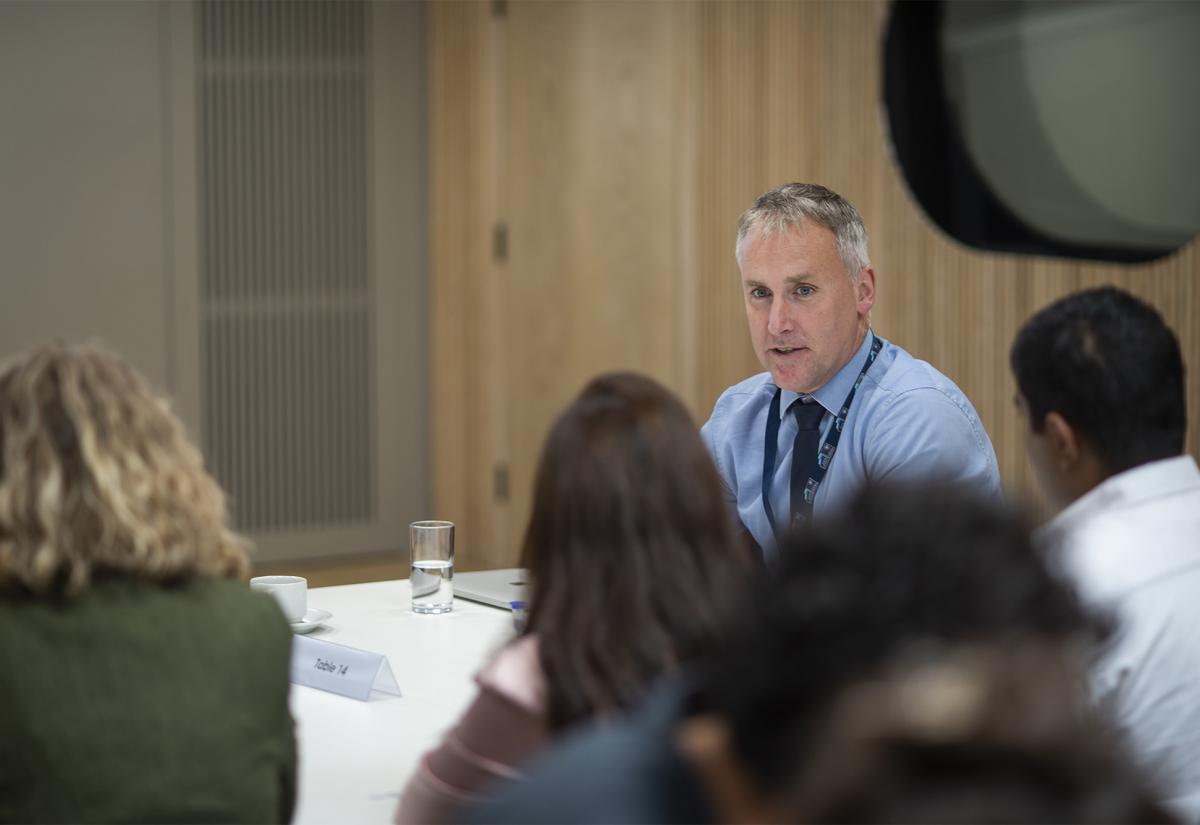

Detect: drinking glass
410,521,454,614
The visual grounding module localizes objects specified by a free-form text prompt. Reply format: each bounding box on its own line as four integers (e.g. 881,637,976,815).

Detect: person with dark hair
0,345,295,823
394,372,748,823
1010,285,1200,819
1010,285,1187,501
702,182,999,560
468,482,1156,824
775,642,1169,824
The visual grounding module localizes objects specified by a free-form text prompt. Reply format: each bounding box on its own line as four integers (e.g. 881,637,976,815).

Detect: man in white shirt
1011,285,1200,820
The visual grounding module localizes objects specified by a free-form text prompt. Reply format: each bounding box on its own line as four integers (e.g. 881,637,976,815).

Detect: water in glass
411,559,453,614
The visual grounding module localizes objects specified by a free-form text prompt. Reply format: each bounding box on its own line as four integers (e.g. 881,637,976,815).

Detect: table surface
289,580,514,825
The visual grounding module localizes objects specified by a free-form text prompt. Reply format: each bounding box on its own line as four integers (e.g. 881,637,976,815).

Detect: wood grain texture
500,0,692,560
428,1,505,570
431,0,1199,566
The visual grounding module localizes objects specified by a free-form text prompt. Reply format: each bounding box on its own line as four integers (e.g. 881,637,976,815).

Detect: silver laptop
454,568,529,609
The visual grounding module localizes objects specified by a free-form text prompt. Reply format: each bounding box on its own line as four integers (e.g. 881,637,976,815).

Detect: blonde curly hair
0,345,249,595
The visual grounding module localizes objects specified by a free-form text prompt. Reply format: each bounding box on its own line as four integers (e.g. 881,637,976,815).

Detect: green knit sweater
0,576,296,823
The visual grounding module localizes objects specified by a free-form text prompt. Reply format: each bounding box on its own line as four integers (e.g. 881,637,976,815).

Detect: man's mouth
770,346,804,354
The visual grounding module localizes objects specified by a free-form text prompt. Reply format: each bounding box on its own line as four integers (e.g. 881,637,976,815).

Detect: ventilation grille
197,1,374,532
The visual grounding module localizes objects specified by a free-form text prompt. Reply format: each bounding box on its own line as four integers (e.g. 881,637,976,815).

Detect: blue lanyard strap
761,333,883,536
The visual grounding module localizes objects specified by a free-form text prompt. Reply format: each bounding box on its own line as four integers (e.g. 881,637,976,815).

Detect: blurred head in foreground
678,481,1166,823
520,371,748,731
0,344,247,596
778,642,1168,823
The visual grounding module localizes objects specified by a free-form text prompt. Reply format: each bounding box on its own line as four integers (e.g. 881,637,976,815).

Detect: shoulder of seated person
476,634,545,714
715,372,775,403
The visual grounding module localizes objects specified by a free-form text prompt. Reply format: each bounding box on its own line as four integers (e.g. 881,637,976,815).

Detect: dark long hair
520,372,746,731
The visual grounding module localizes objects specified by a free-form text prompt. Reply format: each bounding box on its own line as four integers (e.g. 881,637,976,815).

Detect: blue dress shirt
701,332,1001,558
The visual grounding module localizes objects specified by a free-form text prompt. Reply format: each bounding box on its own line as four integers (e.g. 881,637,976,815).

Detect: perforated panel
196,1,373,531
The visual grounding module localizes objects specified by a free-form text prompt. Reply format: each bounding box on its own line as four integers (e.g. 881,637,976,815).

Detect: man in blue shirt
701,183,1000,557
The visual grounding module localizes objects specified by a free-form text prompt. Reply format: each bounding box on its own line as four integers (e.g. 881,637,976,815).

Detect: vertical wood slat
428,1,499,570
671,1,700,409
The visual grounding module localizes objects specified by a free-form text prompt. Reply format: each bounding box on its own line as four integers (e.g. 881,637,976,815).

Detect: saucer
290,608,332,634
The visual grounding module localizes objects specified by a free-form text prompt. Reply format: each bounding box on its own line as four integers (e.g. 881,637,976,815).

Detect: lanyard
761,333,882,536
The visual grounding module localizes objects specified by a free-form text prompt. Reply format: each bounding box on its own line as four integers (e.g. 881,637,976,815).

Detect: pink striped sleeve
395,637,548,824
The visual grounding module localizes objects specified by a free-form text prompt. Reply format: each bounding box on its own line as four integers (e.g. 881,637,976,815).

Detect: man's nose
767,299,793,337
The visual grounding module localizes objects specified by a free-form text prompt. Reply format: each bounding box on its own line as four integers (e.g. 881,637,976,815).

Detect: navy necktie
789,399,827,527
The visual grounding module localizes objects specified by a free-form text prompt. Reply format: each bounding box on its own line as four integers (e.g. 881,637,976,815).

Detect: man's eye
750,287,770,299
796,285,815,297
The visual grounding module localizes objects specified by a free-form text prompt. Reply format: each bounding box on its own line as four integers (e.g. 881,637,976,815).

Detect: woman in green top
0,345,296,824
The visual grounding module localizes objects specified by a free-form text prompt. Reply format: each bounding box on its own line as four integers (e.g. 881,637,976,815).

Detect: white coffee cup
250,575,308,623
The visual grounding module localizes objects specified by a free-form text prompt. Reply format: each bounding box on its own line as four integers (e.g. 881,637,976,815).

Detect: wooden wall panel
500,1,696,560
431,0,1200,567
428,1,504,569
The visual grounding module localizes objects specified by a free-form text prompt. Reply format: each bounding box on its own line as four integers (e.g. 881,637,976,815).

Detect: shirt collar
1046,455,1200,537
778,330,875,420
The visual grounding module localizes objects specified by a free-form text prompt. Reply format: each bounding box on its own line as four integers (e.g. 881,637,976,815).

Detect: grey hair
735,182,870,277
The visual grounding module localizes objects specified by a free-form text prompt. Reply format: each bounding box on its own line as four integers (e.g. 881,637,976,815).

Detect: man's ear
1043,411,1081,469
855,266,876,315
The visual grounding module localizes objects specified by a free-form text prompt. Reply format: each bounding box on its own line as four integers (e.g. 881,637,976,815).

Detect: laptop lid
454,568,529,609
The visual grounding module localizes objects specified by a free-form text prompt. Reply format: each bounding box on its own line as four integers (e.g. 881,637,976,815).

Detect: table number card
290,635,402,701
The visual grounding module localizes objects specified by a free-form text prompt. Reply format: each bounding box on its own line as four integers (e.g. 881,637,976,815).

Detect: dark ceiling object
881,0,1170,264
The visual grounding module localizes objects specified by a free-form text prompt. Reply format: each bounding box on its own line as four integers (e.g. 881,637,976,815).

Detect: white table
289,580,514,825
